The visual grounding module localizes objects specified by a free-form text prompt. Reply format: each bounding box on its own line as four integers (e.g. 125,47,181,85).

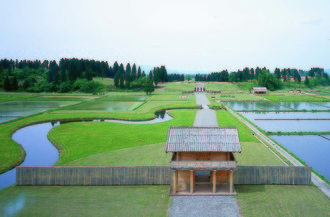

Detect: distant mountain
325,69,330,74
140,65,211,75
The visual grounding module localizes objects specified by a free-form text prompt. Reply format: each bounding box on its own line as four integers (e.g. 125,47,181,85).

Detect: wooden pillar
212,170,217,193
229,170,233,193
176,152,179,161
173,170,177,194
190,170,194,193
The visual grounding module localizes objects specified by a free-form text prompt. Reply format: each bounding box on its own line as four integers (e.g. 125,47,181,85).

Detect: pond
225,101,330,111
64,101,143,111
278,102,329,110
240,112,330,132
223,101,260,111
271,135,330,181
0,101,76,123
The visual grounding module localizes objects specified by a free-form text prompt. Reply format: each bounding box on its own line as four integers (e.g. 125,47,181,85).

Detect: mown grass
164,82,196,92
93,77,114,86
207,93,264,101
216,110,284,166
237,185,330,217
63,142,170,166
48,110,196,165
205,82,239,91
0,92,37,102
0,185,170,217
261,94,330,102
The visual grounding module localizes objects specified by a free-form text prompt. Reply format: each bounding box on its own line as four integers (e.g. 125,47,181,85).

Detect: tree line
0,58,184,94
195,66,329,90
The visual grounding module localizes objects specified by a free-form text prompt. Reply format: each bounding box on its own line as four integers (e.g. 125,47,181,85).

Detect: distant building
166,127,241,195
252,87,268,94
195,83,205,92
289,89,302,93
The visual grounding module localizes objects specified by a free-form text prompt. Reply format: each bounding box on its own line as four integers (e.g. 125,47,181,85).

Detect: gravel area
169,196,240,217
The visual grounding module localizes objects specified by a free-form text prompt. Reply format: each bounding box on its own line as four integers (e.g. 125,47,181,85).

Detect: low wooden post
190,170,194,193
173,170,177,194
229,170,233,193
213,170,217,193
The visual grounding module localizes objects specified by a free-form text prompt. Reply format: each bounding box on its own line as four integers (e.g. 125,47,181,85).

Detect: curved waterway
0,122,59,190
0,111,172,190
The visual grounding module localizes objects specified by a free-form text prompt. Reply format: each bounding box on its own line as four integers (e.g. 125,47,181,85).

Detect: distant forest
196,67,329,90
0,58,184,93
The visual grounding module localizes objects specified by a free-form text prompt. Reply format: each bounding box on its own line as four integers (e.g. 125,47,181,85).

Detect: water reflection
3,194,26,217
240,112,330,132
271,135,330,180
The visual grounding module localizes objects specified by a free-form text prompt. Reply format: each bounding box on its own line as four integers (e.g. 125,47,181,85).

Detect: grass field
205,82,240,91
207,93,264,102
261,93,330,102
0,185,170,217
0,92,37,102
237,185,330,217
216,110,284,166
63,142,170,166
49,110,196,165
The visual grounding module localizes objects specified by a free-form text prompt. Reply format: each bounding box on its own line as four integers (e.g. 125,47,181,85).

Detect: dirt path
169,93,240,217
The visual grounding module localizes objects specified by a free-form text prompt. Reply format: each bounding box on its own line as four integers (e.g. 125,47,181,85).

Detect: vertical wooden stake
229,170,233,193
173,170,177,194
190,170,194,193
213,170,217,193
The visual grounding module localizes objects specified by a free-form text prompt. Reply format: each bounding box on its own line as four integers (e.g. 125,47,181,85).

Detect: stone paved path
169,93,240,217
193,94,218,127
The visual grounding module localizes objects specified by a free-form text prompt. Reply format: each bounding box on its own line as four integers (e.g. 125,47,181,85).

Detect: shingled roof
165,127,241,153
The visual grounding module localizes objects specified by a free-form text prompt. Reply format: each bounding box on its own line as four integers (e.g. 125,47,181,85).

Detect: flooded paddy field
0,101,77,123
225,101,330,111
240,112,330,132
271,135,330,181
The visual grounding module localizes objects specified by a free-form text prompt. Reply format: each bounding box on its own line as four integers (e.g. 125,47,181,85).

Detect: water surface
0,123,59,190
271,135,330,181
278,102,329,110
223,101,260,111
240,112,330,132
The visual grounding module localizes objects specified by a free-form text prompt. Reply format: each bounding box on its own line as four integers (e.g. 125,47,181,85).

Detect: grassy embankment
49,110,196,166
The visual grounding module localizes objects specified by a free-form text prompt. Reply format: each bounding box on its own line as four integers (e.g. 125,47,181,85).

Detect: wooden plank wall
234,166,311,185
16,166,171,186
16,166,311,186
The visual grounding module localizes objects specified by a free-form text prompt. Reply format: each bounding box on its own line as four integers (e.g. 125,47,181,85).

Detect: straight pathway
169,93,240,217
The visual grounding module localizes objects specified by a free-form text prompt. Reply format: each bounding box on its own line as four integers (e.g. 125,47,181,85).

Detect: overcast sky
0,0,329,72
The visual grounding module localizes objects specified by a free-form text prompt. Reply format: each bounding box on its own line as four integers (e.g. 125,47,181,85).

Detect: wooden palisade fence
16,166,311,186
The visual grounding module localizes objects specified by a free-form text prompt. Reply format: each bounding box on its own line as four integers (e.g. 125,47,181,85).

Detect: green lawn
207,93,264,102
260,93,330,102
0,185,170,217
0,92,37,102
63,142,170,166
48,110,196,165
237,185,330,217
163,82,196,92
205,82,240,91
